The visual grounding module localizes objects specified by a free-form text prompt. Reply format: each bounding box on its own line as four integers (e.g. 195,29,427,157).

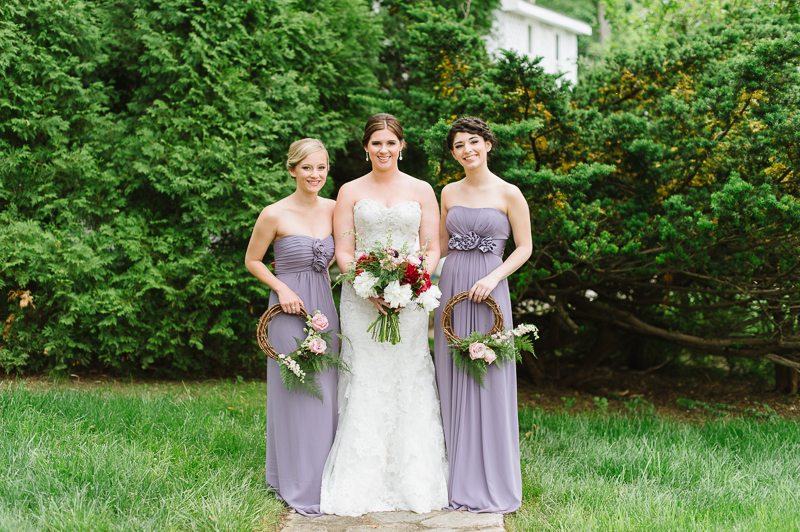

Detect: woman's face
450,132,491,171
366,128,403,171
289,150,328,194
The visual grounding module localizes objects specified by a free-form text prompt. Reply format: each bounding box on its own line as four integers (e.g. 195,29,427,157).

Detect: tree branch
765,353,800,370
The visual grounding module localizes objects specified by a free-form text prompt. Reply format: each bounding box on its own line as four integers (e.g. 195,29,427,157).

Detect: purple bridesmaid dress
265,235,338,517
433,207,522,513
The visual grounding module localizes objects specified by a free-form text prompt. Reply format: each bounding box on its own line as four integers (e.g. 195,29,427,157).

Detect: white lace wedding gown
320,199,449,516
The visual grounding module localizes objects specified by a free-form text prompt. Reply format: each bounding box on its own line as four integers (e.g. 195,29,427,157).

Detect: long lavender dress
265,235,338,517
433,207,522,513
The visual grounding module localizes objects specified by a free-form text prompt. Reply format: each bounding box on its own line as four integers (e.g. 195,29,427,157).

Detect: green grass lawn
0,379,283,532
2,378,799,531
508,408,800,532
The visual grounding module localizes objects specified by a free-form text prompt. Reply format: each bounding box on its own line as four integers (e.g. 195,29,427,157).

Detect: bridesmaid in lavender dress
244,138,338,517
433,117,533,513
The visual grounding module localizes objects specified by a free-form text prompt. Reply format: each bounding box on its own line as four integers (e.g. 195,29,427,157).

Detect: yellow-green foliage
415,2,800,369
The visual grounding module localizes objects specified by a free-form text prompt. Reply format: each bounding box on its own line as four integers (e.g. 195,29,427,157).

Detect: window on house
555,34,559,61
527,25,532,55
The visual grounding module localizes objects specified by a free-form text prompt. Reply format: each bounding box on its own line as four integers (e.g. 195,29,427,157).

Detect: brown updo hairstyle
445,116,498,152
362,113,405,147
286,138,328,171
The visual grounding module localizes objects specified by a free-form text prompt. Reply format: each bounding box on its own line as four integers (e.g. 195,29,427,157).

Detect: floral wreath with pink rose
259,308,349,401
443,293,538,387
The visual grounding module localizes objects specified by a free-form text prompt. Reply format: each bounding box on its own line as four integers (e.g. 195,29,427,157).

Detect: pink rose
308,337,327,354
405,255,421,267
484,348,497,365
311,312,329,331
469,342,487,360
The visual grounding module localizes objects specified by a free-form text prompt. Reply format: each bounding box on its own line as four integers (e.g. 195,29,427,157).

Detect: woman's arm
244,206,305,314
468,186,533,302
438,185,452,260
333,184,357,275
418,181,441,275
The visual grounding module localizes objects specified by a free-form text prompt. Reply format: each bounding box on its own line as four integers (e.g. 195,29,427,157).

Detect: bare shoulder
404,173,435,196
259,197,287,222
320,197,336,209
498,179,529,216
336,179,365,203
440,180,462,209
497,177,524,201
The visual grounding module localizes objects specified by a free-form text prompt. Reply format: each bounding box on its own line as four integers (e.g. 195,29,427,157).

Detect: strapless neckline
354,198,421,211
275,234,333,243
449,205,507,217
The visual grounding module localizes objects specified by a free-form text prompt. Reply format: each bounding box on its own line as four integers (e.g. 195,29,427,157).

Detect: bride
320,114,448,516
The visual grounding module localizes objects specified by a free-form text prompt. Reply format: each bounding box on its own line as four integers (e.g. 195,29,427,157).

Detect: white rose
383,280,414,309
353,272,379,299
416,285,442,312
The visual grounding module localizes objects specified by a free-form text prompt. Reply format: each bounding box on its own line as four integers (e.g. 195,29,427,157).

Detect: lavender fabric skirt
433,207,522,513
265,235,338,517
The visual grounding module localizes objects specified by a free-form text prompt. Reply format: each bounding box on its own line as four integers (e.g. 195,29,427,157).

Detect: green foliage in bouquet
335,231,439,344
449,325,537,387
275,312,349,402
277,352,345,402
0,0,380,375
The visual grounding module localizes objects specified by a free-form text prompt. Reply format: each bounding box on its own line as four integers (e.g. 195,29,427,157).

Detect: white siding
486,9,584,86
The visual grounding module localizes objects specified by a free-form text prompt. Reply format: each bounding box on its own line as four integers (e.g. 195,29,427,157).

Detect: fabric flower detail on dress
478,236,495,253
449,231,495,253
449,231,480,251
311,239,329,272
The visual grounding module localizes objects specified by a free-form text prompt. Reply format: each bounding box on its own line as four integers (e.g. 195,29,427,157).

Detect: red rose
403,263,420,287
355,254,379,275
423,271,432,291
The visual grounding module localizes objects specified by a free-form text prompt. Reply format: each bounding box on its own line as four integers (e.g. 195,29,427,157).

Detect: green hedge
0,0,380,375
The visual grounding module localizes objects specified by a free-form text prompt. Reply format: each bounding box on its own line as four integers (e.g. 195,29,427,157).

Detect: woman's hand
368,296,398,315
277,288,305,314
468,274,501,303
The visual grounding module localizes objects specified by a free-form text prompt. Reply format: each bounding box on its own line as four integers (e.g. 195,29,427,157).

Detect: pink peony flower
405,255,421,267
484,348,497,365
311,312,329,331
308,337,327,354
469,342,487,360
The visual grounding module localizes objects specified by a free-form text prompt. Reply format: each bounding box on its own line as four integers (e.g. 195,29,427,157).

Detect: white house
486,0,592,85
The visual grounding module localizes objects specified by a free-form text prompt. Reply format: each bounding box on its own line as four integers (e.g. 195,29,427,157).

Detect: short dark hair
445,116,497,151
362,113,405,147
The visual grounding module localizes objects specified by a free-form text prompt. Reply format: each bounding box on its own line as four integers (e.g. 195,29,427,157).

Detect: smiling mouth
377,155,391,162
307,180,322,186
463,154,477,162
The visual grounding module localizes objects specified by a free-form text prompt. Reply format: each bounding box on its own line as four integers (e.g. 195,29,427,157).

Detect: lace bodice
353,199,421,253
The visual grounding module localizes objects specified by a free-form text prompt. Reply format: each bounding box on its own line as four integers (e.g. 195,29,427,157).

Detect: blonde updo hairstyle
286,138,328,172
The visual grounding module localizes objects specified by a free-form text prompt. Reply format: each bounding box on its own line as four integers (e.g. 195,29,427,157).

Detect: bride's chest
353,200,421,243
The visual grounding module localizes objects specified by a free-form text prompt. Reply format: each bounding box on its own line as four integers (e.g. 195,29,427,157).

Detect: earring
365,152,369,162
399,151,403,161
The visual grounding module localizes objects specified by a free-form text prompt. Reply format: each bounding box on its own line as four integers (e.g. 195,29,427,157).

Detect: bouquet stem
366,312,402,344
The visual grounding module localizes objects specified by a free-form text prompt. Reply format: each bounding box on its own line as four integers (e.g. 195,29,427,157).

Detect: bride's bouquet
338,232,442,344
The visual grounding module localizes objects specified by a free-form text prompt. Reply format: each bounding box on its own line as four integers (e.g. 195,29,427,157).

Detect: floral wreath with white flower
449,323,538,388
337,231,442,344
275,310,349,401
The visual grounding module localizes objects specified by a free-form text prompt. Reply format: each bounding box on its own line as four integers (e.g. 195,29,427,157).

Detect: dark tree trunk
561,323,624,386
520,350,547,386
775,363,800,394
